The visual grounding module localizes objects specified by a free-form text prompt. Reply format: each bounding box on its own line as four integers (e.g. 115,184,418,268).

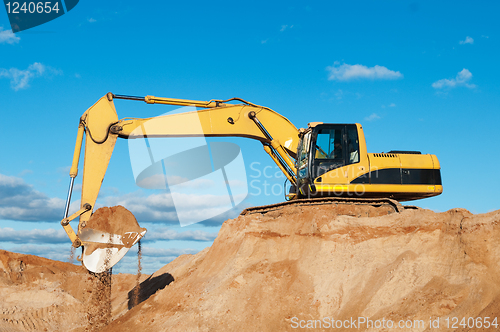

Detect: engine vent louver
373,153,397,158
387,150,422,155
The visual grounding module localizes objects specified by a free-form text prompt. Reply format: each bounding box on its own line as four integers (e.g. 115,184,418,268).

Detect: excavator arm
113,93,299,179
61,93,301,272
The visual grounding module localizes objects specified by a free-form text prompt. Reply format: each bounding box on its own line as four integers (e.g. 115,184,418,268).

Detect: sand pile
104,204,500,332
0,250,146,332
1,204,500,331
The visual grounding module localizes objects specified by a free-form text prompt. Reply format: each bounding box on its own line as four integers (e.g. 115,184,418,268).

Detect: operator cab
296,123,360,195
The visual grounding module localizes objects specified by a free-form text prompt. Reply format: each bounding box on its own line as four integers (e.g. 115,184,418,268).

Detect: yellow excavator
61,93,442,273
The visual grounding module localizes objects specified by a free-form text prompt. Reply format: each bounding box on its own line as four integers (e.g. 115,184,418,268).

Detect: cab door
309,125,353,187
312,125,345,178
311,124,363,185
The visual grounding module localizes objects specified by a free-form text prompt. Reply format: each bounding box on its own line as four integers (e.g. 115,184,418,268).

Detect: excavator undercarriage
240,197,407,216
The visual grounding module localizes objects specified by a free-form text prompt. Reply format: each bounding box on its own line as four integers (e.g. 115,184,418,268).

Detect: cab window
315,128,343,159
346,126,359,164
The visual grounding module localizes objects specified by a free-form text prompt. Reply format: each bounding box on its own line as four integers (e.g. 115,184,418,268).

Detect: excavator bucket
78,206,146,273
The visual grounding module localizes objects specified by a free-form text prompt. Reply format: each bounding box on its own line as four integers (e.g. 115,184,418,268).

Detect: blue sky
1,1,499,273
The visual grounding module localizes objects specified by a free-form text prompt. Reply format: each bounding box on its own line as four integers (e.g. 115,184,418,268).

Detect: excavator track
240,197,405,216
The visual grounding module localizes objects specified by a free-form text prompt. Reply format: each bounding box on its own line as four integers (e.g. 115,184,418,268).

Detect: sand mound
2,203,500,331
105,204,500,332
0,250,146,331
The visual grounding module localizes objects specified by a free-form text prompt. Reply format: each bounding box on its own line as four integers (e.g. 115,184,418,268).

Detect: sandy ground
0,249,147,331
1,204,500,331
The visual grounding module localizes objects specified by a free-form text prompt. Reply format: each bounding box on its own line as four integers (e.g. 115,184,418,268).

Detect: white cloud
125,246,201,271
114,246,201,272
0,26,20,44
0,227,67,244
364,113,381,121
18,169,33,176
459,36,474,45
136,174,214,189
327,62,403,81
381,103,396,109
100,191,177,223
0,62,62,90
141,247,199,257
5,242,200,274
431,69,476,89
0,171,239,227
0,224,214,248
100,190,240,226
145,228,218,242
57,166,71,174
8,244,75,263
280,25,293,32
88,18,96,23
0,173,65,221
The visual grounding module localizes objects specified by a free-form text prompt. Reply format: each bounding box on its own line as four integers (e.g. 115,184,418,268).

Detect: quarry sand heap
1,204,500,331
107,204,500,332
0,249,146,332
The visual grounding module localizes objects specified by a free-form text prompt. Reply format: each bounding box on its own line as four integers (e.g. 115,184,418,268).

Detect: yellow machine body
298,123,442,201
